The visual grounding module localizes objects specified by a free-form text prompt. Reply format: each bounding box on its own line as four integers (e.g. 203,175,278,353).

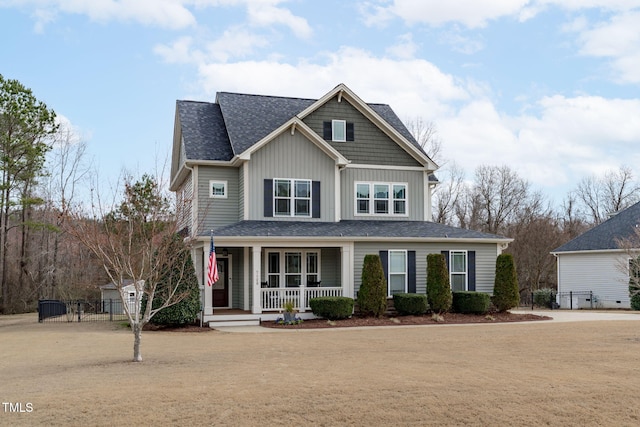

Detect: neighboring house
551,201,640,309
99,280,139,314
170,83,512,326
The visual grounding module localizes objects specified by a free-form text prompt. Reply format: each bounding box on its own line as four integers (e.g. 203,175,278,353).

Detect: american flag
206,232,219,286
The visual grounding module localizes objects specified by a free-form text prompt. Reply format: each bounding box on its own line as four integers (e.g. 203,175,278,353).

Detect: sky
1,0,640,205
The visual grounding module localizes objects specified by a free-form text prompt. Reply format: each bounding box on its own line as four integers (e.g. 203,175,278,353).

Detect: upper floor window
332,120,346,142
264,179,320,219
323,121,354,142
355,182,407,216
209,180,227,198
274,179,311,217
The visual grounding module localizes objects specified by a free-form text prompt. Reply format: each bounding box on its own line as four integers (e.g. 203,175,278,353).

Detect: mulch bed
261,312,552,329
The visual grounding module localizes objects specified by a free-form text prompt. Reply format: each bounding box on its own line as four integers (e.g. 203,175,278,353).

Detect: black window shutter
263,179,273,217
379,251,389,285
468,251,476,291
346,122,354,141
323,121,332,140
408,251,416,293
312,181,321,218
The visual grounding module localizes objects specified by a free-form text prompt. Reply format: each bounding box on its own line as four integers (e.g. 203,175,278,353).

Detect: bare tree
432,162,465,224
471,165,531,234
404,117,442,164
65,172,194,362
575,165,640,225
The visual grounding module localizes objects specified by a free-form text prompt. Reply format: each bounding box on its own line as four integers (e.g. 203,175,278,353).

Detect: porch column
251,245,262,314
202,246,213,316
341,243,354,299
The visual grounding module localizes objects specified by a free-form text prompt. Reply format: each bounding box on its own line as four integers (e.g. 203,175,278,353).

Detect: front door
212,258,229,307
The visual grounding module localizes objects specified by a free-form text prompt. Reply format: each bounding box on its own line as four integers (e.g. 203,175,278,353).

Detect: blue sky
1,0,640,204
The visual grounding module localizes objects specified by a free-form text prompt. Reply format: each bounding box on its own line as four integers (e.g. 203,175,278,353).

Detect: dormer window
323,121,355,142
332,120,346,142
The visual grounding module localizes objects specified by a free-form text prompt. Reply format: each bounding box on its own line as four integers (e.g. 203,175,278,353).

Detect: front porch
197,242,354,325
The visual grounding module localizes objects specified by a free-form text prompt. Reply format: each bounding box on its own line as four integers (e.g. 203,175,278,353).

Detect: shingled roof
552,201,640,253
176,89,427,162
211,220,509,241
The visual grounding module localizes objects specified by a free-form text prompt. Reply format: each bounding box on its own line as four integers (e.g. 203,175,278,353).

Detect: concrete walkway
213,310,640,333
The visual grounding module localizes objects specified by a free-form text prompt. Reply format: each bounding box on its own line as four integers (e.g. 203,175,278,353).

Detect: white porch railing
260,287,343,312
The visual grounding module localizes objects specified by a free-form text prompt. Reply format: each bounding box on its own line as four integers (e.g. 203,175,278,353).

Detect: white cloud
571,11,640,83
385,33,418,59
362,0,531,29
246,2,312,39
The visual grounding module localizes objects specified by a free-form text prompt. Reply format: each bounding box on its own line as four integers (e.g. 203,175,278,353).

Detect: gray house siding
247,131,336,221
303,97,422,167
352,242,498,297
227,248,245,309
238,163,245,220
197,166,240,233
341,167,426,221
176,174,193,234
320,247,342,287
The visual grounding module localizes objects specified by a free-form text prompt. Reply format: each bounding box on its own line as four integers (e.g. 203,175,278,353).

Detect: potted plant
283,299,297,323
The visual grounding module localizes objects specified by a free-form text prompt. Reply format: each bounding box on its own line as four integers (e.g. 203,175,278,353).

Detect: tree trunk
132,323,143,362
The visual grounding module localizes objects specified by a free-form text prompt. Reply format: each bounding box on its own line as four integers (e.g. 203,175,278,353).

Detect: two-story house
170,83,512,326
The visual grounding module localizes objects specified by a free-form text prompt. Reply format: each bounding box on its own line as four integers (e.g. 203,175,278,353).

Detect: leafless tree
65,172,194,362
575,165,640,225
432,162,465,224
404,116,442,164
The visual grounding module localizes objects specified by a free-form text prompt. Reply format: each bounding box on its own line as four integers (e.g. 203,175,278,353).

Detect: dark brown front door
212,258,229,307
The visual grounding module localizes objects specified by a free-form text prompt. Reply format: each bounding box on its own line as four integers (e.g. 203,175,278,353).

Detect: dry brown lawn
1,313,640,426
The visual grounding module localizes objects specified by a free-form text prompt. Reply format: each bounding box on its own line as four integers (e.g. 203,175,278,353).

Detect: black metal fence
38,299,130,323
523,290,596,310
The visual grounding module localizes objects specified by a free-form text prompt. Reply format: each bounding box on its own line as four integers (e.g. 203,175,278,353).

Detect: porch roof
209,220,510,241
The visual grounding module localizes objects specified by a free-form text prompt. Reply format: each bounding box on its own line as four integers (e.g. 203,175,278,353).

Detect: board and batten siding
352,242,500,298
247,130,336,221
303,97,422,167
341,167,426,221
557,252,630,308
197,165,240,233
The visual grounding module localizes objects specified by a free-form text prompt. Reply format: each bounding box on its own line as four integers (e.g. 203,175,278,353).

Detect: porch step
208,319,261,328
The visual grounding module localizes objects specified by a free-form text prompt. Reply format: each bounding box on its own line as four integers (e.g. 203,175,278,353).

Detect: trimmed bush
357,254,388,317
393,293,429,315
426,253,452,313
147,234,200,326
493,253,520,312
533,288,555,308
452,291,490,314
631,293,640,311
309,297,354,320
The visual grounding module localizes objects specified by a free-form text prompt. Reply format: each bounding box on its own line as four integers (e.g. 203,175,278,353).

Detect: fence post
569,291,573,310
531,292,534,310
77,301,81,322
109,299,113,321
590,291,593,309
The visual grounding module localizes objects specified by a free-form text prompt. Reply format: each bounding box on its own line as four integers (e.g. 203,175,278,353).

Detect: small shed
99,280,140,314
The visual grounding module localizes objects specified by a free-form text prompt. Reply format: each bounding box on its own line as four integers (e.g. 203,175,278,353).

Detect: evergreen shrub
147,234,200,325
452,291,490,314
309,297,354,320
533,288,555,308
393,293,429,315
357,254,388,317
426,253,452,313
493,253,520,312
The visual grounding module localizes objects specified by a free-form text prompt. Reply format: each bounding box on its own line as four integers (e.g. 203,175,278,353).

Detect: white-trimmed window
274,179,311,217
332,120,346,142
209,180,227,198
450,251,467,291
388,250,407,296
355,182,408,216
266,250,320,288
